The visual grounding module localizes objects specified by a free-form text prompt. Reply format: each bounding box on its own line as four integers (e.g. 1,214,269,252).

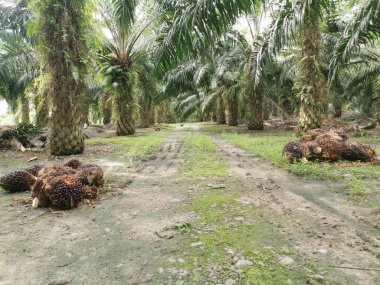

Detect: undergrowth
219,132,379,203
86,130,169,158
181,133,227,176
165,179,329,285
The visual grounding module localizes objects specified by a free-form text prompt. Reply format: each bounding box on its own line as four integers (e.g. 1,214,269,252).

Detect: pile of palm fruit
0,159,104,210
283,128,379,163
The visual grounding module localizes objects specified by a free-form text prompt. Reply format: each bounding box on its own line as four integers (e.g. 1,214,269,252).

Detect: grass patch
170,184,327,285
181,133,227,176
86,130,169,158
219,132,380,204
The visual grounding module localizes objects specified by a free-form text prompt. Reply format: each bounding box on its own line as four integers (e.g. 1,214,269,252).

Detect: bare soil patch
212,136,380,285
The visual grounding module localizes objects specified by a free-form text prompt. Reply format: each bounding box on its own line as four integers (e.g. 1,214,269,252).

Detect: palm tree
258,1,334,133
137,62,158,128
30,0,92,155
332,0,380,121
99,92,113,125
98,0,157,135
246,48,264,130
156,0,263,126
161,33,246,124
0,0,37,123
0,34,37,122
331,0,380,75
343,50,380,121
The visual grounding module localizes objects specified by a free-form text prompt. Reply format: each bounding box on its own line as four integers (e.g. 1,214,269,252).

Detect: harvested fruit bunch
2,159,105,211
282,141,308,163
47,181,84,210
23,165,43,176
46,175,85,190
342,141,375,162
37,164,76,179
64,159,82,169
83,185,100,200
0,171,36,193
284,129,378,163
75,164,104,187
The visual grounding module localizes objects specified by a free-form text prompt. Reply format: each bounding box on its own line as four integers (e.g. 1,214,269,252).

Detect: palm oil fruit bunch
1,159,104,210
283,129,378,163
23,165,43,176
0,171,36,193
64,159,82,169
46,180,84,210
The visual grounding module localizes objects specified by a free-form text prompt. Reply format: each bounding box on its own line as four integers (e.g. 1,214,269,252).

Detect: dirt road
0,126,379,285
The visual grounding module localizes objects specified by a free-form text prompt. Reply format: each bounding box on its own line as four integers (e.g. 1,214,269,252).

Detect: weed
181,133,227,176
86,130,168,158
217,131,379,203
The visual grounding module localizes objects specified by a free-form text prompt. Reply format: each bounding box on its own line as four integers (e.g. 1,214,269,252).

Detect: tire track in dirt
133,132,186,178
211,135,380,285
0,130,192,285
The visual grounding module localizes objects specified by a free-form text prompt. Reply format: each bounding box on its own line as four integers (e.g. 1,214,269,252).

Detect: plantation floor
0,124,379,285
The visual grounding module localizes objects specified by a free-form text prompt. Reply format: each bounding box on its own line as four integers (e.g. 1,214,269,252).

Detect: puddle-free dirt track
0,126,379,285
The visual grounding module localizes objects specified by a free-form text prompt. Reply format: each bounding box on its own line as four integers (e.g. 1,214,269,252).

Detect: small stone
296,207,309,212
177,258,185,263
225,248,235,255
167,257,176,263
191,241,203,247
342,174,352,179
224,278,236,285
157,267,164,274
105,228,111,233
235,260,253,268
235,197,258,206
234,216,245,221
311,274,325,282
318,249,328,254
278,256,294,267
167,268,178,274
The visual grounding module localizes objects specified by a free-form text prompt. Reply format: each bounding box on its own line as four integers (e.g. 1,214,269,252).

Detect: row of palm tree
0,0,379,155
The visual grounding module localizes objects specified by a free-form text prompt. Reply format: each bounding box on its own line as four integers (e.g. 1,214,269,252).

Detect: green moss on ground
166,181,329,285
86,130,169,158
181,133,227,177
220,132,380,201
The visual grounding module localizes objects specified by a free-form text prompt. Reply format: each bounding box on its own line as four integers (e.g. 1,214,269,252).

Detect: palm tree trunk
246,51,264,130
37,0,89,155
282,96,292,120
374,98,380,123
100,93,112,125
114,89,135,135
212,112,217,122
20,96,30,124
50,88,85,155
247,87,263,130
227,93,239,126
263,102,270,120
83,93,90,126
149,108,155,125
297,10,327,133
139,99,151,128
216,94,226,124
35,91,49,128
333,103,342,118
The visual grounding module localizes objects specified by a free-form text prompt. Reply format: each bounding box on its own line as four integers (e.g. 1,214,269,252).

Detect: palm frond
155,0,256,72
331,0,380,79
